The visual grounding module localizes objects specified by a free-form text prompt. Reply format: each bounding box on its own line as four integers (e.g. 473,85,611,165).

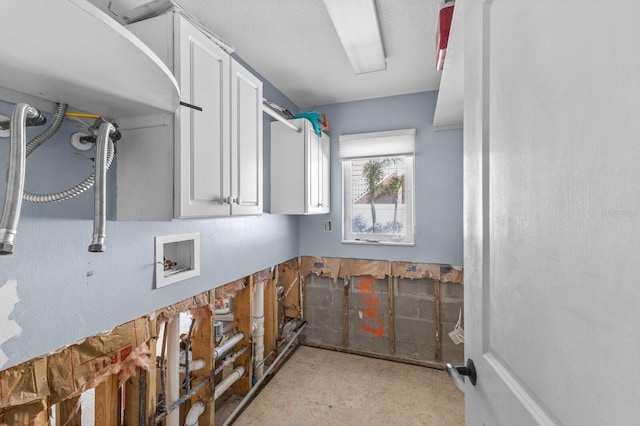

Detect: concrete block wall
394,278,436,360
304,274,464,366
303,274,343,347
348,276,390,356
439,279,464,365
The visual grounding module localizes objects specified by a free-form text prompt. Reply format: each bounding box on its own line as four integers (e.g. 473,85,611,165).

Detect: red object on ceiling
436,4,455,71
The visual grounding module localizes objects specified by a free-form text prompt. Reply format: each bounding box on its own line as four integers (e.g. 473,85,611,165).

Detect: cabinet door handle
227,196,240,205
179,101,203,112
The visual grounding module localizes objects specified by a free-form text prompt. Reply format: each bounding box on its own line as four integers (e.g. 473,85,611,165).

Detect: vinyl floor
233,345,465,426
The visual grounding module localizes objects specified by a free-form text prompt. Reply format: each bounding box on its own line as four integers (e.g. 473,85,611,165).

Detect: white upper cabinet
116,12,262,220
0,0,179,118
175,15,231,218
230,60,263,216
271,118,330,215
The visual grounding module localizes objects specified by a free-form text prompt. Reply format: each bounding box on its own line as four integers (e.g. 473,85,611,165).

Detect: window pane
350,157,407,237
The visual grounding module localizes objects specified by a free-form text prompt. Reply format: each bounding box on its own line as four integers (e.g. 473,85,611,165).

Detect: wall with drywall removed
0,71,299,370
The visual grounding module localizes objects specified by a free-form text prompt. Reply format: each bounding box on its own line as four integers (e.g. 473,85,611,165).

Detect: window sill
341,239,415,247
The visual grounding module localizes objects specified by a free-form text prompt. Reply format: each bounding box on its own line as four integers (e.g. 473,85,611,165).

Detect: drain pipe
88,122,115,252
0,103,42,255
214,346,248,376
222,321,307,426
215,332,245,361
253,280,265,380
165,316,180,426
184,401,206,426
214,366,245,400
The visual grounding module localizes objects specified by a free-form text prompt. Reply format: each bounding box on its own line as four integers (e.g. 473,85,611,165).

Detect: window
341,129,415,245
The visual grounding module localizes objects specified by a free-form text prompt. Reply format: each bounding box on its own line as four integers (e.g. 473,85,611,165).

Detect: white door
230,59,263,216
176,16,230,218
464,0,640,424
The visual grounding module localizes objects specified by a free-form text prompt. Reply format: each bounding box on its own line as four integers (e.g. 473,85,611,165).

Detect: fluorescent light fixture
323,0,386,74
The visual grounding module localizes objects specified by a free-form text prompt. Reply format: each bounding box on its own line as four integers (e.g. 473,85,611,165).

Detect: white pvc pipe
214,366,245,400
214,332,244,360
166,316,180,426
184,401,206,426
179,357,206,373
253,281,265,380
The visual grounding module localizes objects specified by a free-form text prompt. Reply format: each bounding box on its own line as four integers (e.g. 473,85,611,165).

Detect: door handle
445,359,477,393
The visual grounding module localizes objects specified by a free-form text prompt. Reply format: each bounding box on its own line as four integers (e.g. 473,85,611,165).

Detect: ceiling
172,0,445,108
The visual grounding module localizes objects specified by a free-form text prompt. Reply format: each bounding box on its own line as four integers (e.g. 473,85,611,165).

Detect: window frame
340,129,416,246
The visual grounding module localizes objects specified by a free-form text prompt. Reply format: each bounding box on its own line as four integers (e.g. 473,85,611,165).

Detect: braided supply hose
22,104,116,203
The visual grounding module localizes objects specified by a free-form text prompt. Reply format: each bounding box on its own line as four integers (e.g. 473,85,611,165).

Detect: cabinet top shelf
0,0,180,118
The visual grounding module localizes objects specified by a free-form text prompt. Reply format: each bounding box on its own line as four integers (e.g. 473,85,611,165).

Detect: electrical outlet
324,220,332,232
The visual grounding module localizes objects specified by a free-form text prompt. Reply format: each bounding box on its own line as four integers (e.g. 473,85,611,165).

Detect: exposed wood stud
388,276,395,354
434,279,441,362
124,372,143,426
298,260,305,319
146,318,157,426
190,303,215,425
232,275,254,396
95,374,118,426
264,269,278,366
26,405,48,426
343,278,349,347
281,260,300,318
56,395,81,426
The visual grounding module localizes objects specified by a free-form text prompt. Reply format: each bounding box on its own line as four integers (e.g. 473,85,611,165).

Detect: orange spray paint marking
358,276,384,337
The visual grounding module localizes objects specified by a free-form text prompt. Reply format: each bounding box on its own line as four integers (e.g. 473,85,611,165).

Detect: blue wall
0,86,463,370
299,91,463,265
0,74,300,369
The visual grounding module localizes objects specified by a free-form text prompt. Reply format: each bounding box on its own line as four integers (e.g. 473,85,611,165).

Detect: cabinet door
319,132,330,213
305,125,322,213
175,16,230,218
230,59,263,216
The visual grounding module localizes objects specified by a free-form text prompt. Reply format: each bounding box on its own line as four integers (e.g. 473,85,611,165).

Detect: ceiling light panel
323,0,386,74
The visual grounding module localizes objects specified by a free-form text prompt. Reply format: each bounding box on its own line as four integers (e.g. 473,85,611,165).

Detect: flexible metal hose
22,104,116,203
0,103,40,254
25,103,67,156
88,122,114,252
23,140,115,203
